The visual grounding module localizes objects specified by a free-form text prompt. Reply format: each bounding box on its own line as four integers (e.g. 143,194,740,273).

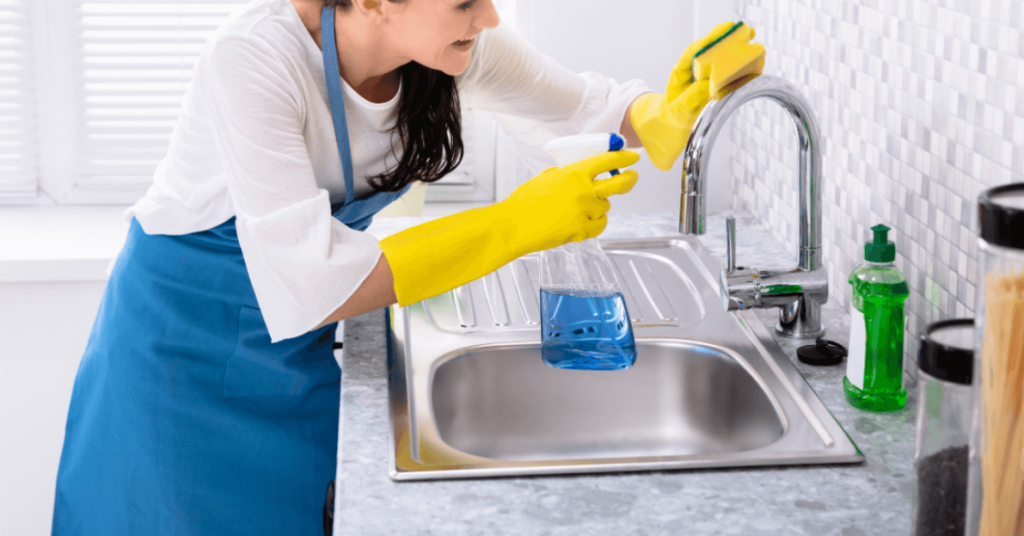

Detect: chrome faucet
680,75,828,338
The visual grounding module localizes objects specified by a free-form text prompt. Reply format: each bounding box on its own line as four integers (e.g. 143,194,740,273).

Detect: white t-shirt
126,0,649,342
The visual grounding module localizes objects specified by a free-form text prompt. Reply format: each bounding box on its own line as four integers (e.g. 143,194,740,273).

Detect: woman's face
383,0,501,76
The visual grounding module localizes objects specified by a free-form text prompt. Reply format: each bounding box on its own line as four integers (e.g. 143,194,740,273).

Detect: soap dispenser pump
843,224,910,411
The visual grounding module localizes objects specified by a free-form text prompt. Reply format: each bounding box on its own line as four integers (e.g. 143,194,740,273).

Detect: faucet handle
725,216,749,273
726,216,737,273
720,217,758,311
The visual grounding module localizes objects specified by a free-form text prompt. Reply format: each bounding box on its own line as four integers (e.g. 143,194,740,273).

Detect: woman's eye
457,0,475,11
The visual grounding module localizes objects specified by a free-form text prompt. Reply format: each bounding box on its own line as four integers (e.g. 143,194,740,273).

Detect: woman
51,0,751,533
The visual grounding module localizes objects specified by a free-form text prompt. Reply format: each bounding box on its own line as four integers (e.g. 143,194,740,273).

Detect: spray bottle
537,133,637,371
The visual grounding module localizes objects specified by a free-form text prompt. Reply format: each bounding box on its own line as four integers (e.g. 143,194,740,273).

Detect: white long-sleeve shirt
126,0,649,342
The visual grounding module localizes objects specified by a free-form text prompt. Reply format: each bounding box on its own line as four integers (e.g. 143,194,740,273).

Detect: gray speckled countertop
337,211,916,535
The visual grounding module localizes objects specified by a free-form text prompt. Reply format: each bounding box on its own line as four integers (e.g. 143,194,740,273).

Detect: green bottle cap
864,224,896,263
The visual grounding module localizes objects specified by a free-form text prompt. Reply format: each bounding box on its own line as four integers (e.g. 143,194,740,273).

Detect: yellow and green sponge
691,21,766,100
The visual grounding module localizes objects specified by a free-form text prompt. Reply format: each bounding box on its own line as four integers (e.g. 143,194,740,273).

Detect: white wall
0,281,107,535
515,0,738,214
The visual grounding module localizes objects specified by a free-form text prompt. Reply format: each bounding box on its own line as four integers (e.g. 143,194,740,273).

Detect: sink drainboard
419,247,707,333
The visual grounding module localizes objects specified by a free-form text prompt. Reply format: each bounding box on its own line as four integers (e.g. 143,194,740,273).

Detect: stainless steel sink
386,236,863,480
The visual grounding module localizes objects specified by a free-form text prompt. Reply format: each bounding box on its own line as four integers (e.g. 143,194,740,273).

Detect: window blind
0,0,38,198
74,1,248,192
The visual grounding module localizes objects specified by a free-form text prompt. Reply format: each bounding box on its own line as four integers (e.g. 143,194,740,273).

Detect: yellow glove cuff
380,203,521,306
630,93,671,171
630,85,709,171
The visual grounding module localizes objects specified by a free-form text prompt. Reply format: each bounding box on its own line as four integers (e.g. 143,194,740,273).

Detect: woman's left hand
630,22,763,171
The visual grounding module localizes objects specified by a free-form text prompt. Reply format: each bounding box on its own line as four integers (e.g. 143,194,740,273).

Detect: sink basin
432,340,784,461
386,237,862,480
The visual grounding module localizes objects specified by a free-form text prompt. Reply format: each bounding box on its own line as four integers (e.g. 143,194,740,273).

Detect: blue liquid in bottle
540,288,637,370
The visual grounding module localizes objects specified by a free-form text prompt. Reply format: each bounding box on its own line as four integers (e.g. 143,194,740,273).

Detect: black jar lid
978,183,1024,250
918,319,974,384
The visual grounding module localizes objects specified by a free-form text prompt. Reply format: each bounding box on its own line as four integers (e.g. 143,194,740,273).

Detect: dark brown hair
324,0,464,192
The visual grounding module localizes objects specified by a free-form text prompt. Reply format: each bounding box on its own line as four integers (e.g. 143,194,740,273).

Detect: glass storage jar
912,319,974,536
966,183,1024,536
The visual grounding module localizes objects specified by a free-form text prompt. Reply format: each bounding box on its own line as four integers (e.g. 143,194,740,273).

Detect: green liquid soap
843,224,909,411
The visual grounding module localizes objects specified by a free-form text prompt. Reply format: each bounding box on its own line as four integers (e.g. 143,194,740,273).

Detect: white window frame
29,0,84,205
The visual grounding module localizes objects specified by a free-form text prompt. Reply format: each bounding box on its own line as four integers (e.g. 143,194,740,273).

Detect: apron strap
321,6,356,207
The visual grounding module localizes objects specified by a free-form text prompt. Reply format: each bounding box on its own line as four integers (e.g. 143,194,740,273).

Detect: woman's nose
475,0,500,29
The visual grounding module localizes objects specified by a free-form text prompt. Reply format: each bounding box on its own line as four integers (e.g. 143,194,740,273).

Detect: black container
912,319,974,536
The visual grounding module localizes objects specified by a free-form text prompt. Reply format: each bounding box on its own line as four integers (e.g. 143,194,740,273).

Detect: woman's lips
452,37,474,50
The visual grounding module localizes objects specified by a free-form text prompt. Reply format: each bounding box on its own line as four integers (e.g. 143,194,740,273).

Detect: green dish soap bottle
843,224,909,411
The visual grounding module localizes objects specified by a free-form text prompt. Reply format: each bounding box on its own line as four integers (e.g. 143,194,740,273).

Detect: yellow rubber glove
380,150,641,306
630,21,762,171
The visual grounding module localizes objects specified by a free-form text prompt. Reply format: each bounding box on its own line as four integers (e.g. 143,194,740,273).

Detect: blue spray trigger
608,133,625,175
608,133,625,152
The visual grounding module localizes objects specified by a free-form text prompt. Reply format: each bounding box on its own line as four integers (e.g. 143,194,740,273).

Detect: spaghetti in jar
967,183,1024,536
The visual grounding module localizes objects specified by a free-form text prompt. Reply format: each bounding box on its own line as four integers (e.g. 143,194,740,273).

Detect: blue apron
52,7,408,534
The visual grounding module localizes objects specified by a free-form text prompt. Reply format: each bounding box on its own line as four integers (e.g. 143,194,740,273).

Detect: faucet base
775,324,825,339
774,298,825,339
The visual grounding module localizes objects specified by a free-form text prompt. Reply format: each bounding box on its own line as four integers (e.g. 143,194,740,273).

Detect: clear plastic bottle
539,133,637,371
843,224,909,411
966,183,1024,536
912,319,974,536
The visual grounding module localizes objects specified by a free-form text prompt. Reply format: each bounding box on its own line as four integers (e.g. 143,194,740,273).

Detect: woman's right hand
499,150,640,253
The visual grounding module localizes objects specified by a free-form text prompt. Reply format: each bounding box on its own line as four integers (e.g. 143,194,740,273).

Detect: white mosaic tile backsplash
731,0,1024,373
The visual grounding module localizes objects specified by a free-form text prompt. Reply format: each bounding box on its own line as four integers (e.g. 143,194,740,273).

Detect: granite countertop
338,211,916,535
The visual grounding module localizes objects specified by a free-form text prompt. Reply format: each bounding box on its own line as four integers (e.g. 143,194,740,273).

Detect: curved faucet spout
682,75,827,338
